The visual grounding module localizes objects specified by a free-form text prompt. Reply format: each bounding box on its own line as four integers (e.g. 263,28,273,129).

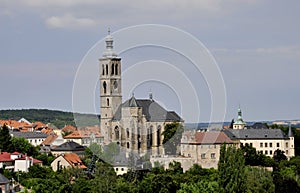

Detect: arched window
102,65,105,75
111,63,114,75
107,98,109,106
148,126,153,147
115,64,118,75
103,81,107,94
127,142,130,149
157,125,161,146
106,64,108,75
115,126,119,140
126,128,129,139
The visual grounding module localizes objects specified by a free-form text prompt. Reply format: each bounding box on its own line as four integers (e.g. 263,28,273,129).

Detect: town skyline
0,1,299,123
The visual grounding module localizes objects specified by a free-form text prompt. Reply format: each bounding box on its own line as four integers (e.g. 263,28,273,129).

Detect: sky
0,0,299,123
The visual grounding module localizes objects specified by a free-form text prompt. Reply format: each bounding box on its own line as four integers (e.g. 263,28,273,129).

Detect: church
99,31,184,156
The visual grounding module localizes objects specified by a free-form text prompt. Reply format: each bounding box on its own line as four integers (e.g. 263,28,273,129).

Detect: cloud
45,14,97,30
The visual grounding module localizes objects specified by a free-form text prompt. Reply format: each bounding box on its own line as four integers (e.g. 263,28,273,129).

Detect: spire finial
108,27,110,35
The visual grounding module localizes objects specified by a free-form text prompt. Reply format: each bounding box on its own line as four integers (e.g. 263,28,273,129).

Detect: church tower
100,30,122,144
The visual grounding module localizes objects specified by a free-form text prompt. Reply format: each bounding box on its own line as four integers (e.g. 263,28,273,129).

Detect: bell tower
100,29,122,144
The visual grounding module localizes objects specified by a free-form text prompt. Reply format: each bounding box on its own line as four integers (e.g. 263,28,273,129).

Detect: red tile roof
62,125,77,133
63,153,87,169
64,126,101,139
0,152,42,164
194,131,233,144
41,134,58,145
0,152,12,162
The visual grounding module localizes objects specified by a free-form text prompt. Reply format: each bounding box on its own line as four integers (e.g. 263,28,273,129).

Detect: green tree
162,122,184,155
218,144,247,193
90,162,117,193
178,180,219,193
245,166,275,193
0,125,12,151
10,137,39,156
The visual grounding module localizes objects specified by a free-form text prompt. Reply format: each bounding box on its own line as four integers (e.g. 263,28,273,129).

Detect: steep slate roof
112,97,183,122
0,173,9,184
10,131,48,139
249,122,269,129
193,131,233,144
51,141,86,151
223,129,288,140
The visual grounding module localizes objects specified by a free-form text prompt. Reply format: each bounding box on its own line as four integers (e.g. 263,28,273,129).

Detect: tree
273,149,287,163
162,122,184,155
0,125,12,151
229,119,234,129
218,144,247,193
245,166,275,193
10,137,39,156
178,180,219,193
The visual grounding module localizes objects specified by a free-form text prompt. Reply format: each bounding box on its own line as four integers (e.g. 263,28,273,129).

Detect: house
0,173,9,193
180,130,234,169
51,153,87,172
10,131,48,146
0,152,42,172
50,141,86,157
223,107,295,158
63,126,103,146
99,32,184,156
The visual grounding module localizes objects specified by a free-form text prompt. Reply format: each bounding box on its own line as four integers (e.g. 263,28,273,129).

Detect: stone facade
99,32,183,156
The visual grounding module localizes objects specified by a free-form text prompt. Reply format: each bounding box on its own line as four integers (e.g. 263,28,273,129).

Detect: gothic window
113,81,118,90
126,128,129,139
103,81,107,94
111,63,114,75
102,65,105,75
115,126,119,140
115,63,118,75
107,98,109,106
157,125,161,146
106,64,108,75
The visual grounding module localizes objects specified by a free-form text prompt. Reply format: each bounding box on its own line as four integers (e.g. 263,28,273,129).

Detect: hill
0,109,100,129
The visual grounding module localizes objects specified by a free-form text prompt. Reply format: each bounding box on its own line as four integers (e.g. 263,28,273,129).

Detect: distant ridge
0,109,99,129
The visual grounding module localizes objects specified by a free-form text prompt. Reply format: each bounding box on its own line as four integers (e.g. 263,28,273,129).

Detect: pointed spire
288,123,293,137
129,94,137,107
108,27,110,35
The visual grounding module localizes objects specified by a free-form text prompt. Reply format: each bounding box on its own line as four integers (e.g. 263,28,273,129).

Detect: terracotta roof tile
62,125,77,133
63,153,87,169
41,134,58,145
194,131,233,144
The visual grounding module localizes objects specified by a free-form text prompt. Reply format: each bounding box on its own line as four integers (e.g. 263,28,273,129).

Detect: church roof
112,97,183,122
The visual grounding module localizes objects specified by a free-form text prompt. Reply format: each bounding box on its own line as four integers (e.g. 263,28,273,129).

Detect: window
102,65,105,75
269,143,272,148
201,153,206,159
106,64,108,75
115,64,118,75
121,168,124,171
127,142,130,149
265,150,268,155
286,150,289,154
126,128,129,139
211,153,216,159
111,63,114,75
265,143,268,147
115,126,119,140
270,150,273,155
277,143,280,147
250,143,253,147
103,81,107,94
115,168,118,171
286,142,289,148
260,143,263,147
107,98,109,106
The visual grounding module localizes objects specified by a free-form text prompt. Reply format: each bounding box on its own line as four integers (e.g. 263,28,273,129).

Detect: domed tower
233,106,246,129
100,29,122,144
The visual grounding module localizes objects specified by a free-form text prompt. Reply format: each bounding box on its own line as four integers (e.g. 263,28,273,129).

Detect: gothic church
100,31,184,156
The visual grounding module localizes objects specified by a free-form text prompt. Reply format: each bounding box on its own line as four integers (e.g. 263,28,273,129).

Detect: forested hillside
0,109,99,128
